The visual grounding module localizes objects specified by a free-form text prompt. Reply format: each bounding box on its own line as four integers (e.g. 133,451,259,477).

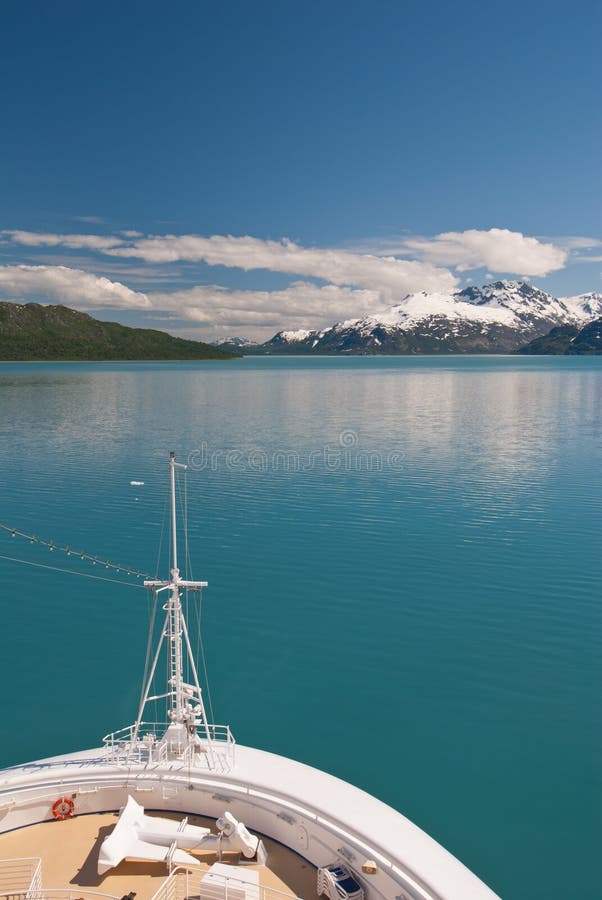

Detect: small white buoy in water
130,481,144,486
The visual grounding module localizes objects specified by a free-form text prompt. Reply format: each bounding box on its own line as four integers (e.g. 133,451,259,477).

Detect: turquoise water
0,356,600,899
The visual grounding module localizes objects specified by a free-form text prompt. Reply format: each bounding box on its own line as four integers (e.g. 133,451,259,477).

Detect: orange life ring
52,797,74,820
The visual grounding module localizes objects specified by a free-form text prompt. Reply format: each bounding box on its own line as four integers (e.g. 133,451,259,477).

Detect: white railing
102,723,236,769
151,867,303,900
0,890,121,900
0,858,41,898
151,869,188,900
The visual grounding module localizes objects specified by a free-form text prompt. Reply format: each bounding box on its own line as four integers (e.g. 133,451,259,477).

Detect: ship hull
0,744,499,900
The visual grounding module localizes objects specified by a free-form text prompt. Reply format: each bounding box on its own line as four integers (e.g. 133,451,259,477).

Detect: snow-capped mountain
211,336,258,348
256,281,602,354
561,292,602,321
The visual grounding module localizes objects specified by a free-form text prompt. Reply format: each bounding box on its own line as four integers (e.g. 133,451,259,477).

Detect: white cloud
400,228,567,276
2,230,123,251
25,254,185,283
3,230,459,300
548,235,602,250
0,265,150,308
1,228,576,283
4,227,573,288
0,226,588,340
149,281,384,329
108,234,459,299
0,265,382,336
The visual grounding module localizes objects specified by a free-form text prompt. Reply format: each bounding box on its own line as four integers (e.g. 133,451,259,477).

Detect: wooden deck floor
0,812,319,900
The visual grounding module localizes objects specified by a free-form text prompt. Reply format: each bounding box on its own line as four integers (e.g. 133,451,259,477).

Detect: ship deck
0,812,319,900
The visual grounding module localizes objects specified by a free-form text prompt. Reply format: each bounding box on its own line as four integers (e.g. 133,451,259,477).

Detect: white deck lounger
97,795,210,874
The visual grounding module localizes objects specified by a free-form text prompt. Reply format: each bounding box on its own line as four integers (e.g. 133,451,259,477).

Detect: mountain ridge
241,281,602,355
518,317,602,355
0,302,239,361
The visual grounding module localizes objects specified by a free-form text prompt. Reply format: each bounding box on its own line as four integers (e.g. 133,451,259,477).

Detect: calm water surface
0,356,600,900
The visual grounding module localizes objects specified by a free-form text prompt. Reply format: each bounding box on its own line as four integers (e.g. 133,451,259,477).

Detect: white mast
168,449,184,720
134,451,215,764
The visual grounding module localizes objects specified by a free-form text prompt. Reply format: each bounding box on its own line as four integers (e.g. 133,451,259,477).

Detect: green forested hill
517,317,602,355
0,302,239,360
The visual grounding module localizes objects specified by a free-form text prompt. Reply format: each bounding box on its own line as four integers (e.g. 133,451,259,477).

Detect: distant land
0,302,239,361
215,282,602,355
3,288,602,361
211,336,258,350
518,317,602,355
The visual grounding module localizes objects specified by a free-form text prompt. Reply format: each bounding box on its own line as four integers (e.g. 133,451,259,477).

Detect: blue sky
1,0,600,340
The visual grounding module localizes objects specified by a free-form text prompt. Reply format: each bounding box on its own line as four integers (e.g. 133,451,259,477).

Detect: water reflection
0,358,600,900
